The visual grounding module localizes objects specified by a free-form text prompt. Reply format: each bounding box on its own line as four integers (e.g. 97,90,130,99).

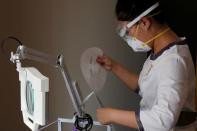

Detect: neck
152,26,180,54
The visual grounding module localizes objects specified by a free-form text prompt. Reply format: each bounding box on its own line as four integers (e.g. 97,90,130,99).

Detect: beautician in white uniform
96,0,196,131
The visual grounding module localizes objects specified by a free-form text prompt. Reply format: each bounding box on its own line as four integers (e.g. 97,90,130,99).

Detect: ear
140,17,151,31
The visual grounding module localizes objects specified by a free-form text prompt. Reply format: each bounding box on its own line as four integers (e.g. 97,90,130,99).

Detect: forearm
112,62,139,91
110,109,138,129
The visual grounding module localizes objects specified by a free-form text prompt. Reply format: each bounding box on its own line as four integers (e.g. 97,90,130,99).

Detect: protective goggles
117,2,160,38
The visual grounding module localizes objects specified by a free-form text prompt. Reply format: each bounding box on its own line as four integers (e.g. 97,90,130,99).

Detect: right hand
96,55,115,71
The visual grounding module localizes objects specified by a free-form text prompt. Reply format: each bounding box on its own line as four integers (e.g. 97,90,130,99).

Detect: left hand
96,108,113,125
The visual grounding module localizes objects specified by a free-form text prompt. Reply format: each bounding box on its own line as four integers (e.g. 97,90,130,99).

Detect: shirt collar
150,39,187,61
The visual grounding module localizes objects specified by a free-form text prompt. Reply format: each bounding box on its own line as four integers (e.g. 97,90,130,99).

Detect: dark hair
115,0,166,24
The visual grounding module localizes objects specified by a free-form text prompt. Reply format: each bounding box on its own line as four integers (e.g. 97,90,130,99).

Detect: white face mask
116,2,160,52
124,35,151,52
117,25,151,52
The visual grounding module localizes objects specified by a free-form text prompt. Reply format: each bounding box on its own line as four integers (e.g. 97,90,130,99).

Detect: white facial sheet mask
80,47,107,92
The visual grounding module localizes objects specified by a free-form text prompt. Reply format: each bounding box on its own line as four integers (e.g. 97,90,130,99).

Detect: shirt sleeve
136,55,189,131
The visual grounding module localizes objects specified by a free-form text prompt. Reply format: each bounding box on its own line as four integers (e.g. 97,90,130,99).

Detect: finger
96,56,104,63
96,56,106,66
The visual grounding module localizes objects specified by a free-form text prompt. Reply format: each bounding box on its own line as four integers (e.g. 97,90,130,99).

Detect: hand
96,108,113,125
96,55,115,71
97,108,138,129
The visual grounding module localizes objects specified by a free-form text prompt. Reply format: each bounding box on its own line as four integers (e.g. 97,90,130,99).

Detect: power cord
1,36,23,60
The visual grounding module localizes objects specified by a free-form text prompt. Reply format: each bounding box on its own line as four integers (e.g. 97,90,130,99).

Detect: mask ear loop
132,11,161,42
142,27,170,47
133,24,140,40
147,11,161,18
140,11,168,47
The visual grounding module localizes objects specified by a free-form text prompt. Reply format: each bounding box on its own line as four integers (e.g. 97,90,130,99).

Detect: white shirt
136,40,196,131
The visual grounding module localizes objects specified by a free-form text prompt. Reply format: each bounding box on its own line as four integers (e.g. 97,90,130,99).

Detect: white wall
1,0,146,131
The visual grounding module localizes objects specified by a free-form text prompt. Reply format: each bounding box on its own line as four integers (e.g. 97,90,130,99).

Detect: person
96,0,196,131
